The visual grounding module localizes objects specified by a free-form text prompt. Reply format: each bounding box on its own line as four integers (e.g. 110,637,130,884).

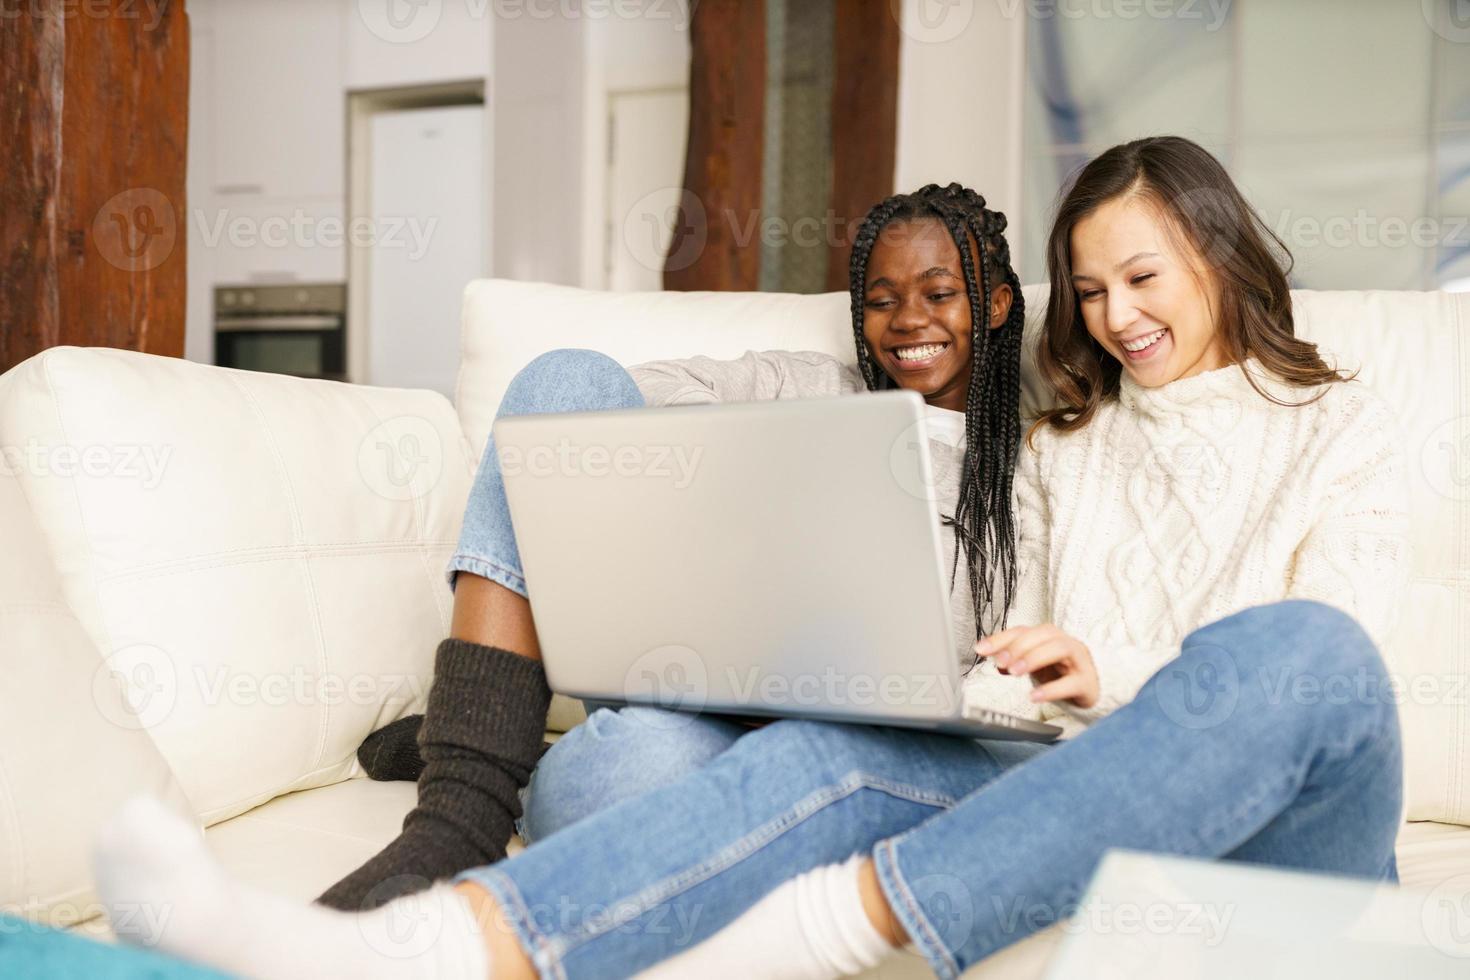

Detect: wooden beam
825,0,899,291
1,0,189,374
663,0,766,291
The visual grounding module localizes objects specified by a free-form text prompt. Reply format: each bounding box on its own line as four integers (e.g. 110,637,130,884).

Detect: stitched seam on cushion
99,546,460,588
418,536,452,634
220,811,398,846
38,352,109,660
354,391,454,636
406,417,446,632
225,374,333,782
201,756,366,825
4,354,96,905
97,539,460,584
0,753,24,902
555,771,957,952
0,600,72,617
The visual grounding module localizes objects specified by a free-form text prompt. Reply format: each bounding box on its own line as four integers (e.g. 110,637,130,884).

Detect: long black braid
847,183,1026,644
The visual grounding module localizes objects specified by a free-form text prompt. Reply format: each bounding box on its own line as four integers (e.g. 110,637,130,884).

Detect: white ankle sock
641,855,895,980
93,795,490,980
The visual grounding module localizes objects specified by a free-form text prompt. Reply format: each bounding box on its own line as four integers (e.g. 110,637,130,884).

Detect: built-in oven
214,283,346,381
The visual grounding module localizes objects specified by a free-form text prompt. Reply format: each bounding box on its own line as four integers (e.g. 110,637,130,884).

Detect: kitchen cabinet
209,0,345,202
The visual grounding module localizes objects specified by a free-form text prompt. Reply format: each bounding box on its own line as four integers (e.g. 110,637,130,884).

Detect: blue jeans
446,347,648,596
447,348,746,843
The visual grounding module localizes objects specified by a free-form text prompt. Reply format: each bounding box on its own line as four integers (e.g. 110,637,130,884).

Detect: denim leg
518,707,749,845
446,349,645,594
456,720,1045,978
875,600,1403,979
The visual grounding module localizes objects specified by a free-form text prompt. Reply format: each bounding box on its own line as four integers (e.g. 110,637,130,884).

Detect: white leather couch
2,281,1467,979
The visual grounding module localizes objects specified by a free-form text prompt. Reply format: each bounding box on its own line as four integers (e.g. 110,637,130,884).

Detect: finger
987,631,1070,669
974,624,1049,656
1005,639,1078,677
988,628,1062,669
1028,673,1090,704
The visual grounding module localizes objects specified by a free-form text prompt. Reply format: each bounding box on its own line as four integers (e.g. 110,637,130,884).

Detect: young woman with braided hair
848,184,1026,637
94,141,1408,980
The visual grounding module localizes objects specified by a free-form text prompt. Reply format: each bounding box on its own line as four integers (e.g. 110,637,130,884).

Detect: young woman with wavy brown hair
92,139,1410,980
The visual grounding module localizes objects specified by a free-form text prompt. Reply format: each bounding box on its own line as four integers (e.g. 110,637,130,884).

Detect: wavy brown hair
1031,136,1354,443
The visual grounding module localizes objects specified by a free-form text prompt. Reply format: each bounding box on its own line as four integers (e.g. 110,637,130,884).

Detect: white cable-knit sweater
986,355,1413,736
628,351,1413,738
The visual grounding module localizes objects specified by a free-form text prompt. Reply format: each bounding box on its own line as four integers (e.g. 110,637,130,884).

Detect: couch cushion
1270,290,1470,827
0,460,193,928
0,348,473,826
73,777,422,941
454,280,856,462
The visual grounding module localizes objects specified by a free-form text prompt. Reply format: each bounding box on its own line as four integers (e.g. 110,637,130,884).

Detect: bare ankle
450,574,542,659
857,857,909,948
454,881,538,979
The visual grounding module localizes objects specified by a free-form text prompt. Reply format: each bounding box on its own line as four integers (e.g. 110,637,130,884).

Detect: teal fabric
0,914,234,980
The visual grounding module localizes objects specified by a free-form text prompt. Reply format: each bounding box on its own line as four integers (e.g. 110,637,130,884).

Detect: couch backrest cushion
0,348,472,825
457,278,1470,825
0,459,194,926
1252,288,1470,826
455,280,855,461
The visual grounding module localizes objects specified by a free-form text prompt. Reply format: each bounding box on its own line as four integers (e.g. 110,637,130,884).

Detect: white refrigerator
366,104,485,398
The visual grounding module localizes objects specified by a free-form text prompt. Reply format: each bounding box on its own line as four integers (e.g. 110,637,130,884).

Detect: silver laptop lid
494,390,965,725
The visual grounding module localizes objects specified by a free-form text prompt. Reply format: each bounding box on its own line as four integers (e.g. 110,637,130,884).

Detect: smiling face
862,217,1011,413
1069,194,1232,388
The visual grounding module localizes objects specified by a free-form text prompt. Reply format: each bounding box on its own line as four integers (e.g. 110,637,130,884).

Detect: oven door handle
216,315,342,332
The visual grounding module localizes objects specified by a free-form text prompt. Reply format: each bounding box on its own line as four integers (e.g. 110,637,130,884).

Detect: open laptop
495,389,1060,743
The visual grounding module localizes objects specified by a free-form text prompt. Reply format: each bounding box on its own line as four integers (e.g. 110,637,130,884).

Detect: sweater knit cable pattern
1004,357,1412,735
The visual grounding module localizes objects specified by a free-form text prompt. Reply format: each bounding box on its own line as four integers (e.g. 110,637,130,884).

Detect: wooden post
826,0,900,292
0,0,189,374
663,0,766,291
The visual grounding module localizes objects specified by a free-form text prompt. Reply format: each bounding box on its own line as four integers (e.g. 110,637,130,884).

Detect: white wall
894,0,1028,261
345,2,491,90
579,10,693,286
489,13,587,286
185,0,216,363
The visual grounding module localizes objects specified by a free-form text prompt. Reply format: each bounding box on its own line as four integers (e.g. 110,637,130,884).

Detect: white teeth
895,343,949,361
1122,329,1167,352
